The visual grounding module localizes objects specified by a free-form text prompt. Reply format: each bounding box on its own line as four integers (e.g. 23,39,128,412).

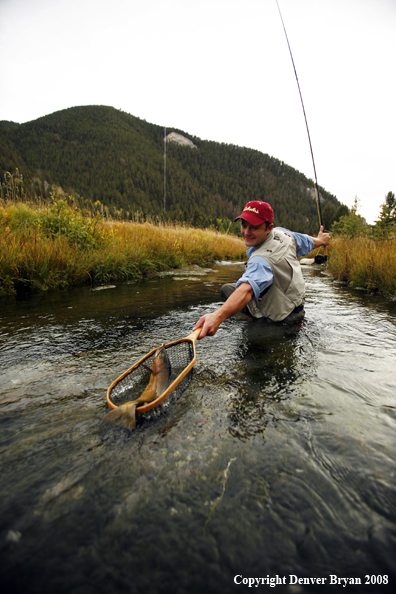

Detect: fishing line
275,1,327,262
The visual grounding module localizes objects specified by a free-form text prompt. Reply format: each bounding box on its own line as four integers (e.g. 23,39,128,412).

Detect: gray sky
1,0,395,224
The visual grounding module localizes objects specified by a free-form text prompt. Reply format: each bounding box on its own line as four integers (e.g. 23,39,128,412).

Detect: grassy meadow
0,199,246,296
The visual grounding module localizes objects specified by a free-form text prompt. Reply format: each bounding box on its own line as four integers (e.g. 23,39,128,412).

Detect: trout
102,346,170,429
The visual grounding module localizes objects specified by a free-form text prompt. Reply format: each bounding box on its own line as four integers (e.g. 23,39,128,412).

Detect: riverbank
0,200,246,296
326,236,396,296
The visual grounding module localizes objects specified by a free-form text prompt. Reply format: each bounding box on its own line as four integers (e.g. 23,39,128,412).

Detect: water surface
1,263,396,593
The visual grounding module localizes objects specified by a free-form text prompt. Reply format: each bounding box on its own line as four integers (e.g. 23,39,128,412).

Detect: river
1,262,396,594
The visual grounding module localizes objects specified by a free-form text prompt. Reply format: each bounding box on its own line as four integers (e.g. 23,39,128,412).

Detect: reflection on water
1,263,396,593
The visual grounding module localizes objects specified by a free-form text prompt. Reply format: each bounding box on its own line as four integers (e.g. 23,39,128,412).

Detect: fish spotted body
102,346,170,429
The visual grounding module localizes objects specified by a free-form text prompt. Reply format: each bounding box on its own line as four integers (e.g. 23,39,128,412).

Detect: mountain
0,105,341,234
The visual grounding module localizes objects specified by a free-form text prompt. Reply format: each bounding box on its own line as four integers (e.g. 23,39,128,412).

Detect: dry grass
0,203,246,295
327,236,396,296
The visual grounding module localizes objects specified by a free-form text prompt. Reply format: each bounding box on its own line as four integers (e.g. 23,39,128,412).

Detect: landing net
108,340,195,411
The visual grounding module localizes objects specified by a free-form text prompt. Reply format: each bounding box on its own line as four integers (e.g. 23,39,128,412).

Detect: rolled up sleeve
235,257,274,299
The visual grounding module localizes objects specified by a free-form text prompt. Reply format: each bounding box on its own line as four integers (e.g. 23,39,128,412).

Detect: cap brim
234,213,265,226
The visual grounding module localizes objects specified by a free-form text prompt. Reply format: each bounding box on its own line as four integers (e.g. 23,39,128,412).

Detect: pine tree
378,191,396,226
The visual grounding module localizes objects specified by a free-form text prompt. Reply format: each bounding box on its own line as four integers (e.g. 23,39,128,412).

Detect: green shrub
37,196,106,249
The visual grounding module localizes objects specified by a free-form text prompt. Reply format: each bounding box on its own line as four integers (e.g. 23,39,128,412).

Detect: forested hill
0,105,341,234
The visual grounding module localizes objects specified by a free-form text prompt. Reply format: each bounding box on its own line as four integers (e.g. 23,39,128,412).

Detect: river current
1,262,396,594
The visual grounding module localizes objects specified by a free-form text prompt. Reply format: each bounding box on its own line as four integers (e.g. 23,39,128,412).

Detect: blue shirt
235,228,314,299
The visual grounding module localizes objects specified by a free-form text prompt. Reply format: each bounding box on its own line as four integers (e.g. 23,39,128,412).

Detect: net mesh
109,341,195,413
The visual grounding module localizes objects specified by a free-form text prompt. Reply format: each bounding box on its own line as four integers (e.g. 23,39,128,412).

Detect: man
194,200,331,339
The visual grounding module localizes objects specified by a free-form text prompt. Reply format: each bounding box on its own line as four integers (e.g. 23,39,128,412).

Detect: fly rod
275,0,327,262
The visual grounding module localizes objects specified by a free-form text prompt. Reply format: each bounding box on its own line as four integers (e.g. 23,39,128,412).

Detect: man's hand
193,311,223,339
312,225,331,248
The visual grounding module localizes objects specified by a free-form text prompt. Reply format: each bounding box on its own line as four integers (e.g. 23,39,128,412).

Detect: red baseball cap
234,201,274,225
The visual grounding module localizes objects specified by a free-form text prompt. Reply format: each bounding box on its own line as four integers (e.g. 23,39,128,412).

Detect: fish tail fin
102,402,138,429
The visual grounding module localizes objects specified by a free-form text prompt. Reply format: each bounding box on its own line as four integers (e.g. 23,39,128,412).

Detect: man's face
240,219,273,247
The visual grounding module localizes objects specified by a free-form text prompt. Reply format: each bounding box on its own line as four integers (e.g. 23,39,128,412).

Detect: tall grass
4,200,395,297
327,237,396,296
0,201,246,295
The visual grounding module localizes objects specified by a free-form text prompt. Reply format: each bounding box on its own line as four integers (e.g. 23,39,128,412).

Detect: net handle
106,327,202,413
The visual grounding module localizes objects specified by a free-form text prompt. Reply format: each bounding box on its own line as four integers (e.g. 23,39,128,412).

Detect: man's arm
279,226,330,257
193,282,253,339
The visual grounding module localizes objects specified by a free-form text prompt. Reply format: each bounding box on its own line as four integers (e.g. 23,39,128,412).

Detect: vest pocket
274,258,292,294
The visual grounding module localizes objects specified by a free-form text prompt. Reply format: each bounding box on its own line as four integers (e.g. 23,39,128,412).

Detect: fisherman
194,200,331,339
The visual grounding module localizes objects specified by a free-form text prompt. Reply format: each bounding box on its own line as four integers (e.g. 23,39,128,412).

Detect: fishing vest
246,228,306,321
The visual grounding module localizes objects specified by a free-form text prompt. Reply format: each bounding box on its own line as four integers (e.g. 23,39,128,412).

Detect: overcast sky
1,0,395,224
